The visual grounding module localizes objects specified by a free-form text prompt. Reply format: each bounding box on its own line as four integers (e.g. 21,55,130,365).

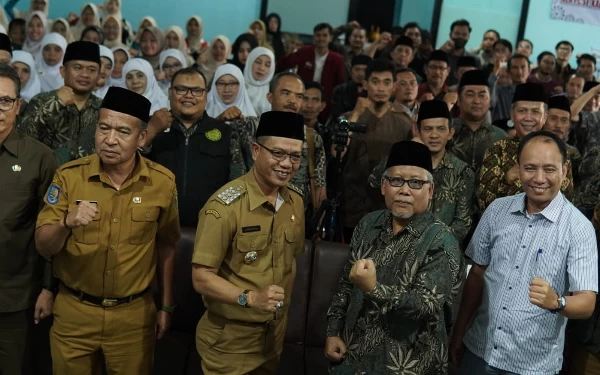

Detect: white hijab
94,45,115,99
36,32,67,92
12,51,41,101
206,64,256,118
22,11,48,57
122,58,169,115
102,0,123,21
158,49,188,95
71,3,101,41
186,16,204,53
165,25,194,66
244,47,275,116
108,45,130,88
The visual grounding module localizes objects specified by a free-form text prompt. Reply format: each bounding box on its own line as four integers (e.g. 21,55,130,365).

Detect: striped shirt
464,192,598,375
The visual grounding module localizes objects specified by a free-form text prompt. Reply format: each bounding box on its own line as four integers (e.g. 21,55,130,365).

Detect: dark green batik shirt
431,152,475,245
449,118,507,173
18,91,102,166
326,210,464,375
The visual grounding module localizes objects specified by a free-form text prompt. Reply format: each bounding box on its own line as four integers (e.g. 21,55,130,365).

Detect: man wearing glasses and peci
143,67,246,227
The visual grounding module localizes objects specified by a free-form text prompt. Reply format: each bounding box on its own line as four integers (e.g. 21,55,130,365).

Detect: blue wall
524,0,596,65
437,0,523,50
267,0,350,35
397,0,436,31
33,0,261,43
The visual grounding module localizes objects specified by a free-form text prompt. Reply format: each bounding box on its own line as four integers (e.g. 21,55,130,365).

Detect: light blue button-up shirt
464,192,598,375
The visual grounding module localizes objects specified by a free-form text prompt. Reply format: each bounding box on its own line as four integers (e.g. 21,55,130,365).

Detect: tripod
309,136,348,243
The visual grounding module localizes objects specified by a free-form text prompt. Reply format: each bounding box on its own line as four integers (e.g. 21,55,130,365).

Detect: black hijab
264,13,284,61
229,33,259,71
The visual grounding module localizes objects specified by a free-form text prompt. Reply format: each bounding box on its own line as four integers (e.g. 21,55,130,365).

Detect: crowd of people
1,0,600,374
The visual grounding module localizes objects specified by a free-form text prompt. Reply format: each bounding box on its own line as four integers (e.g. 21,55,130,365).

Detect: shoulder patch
58,156,91,171
286,182,304,197
217,185,246,205
145,158,176,181
46,184,61,205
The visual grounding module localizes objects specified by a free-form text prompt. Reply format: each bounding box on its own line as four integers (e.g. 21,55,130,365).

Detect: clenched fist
248,285,285,313
217,106,243,121
349,259,377,293
325,336,347,362
529,278,559,310
65,201,98,229
57,86,75,106
149,108,173,132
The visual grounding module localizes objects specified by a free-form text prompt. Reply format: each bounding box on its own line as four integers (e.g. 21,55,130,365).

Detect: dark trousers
0,310,28,375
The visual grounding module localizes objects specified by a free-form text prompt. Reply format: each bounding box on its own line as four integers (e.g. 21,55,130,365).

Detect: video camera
332,116,367,148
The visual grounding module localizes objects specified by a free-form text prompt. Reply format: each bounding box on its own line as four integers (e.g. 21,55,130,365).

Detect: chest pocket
70,203,102,245
284,226,302,266
129,207,160,245
235,233,269,274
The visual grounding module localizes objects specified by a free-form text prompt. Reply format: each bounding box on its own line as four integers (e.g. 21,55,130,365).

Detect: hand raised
65,201,98,229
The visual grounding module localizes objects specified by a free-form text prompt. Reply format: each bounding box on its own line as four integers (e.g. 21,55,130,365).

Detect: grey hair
140,120,148,130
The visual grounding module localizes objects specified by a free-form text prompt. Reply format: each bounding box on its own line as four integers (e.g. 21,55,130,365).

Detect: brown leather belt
62,283,150,308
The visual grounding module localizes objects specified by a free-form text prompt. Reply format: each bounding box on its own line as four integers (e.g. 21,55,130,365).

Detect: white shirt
313,51,328,83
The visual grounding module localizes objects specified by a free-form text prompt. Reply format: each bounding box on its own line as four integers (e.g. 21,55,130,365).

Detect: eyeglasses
427,64,448,71
163,63,183,71
171,86,206,97
0,96,19,112
383,176,431,190
257,142,302,164
216,82,240,90
518,44,532,50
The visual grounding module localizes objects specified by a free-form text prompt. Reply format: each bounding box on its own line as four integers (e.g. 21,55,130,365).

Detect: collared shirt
36,153,181,298
431,152,475,245
477,138,574,212
290,125,326,210
313,51,329,83
449,118,507,172
392,101,419,122
149,114,246,227
192,170,305,323
327,210,464,374
343,108,413,227
0,129,57,312
19,91,102,166
464,192,598,375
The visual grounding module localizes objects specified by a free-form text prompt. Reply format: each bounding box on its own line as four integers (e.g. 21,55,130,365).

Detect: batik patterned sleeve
314,132,327,188
364,228,463,320
326,218,365,337
477,143,503,211
451,166,475,245
228,128,247,181
562,159,575,201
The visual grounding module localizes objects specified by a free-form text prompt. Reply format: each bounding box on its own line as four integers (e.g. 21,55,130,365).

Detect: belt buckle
101,298,118,307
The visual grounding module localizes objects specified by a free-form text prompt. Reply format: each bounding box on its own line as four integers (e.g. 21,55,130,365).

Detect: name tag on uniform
242,225,261,233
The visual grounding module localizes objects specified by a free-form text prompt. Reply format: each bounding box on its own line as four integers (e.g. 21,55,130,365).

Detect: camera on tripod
332,116,368,148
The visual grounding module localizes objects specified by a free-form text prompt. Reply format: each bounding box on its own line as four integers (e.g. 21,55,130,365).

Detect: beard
390,209,413,220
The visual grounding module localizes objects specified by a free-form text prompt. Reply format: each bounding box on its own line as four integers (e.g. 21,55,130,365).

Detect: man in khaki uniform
34,87,181,374
192,111,306,374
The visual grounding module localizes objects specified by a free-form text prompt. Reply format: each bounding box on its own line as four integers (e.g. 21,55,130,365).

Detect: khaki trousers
197,311,288,375
50,286,156,375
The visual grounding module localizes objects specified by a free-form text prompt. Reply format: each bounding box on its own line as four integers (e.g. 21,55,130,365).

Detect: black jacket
149,114,231,227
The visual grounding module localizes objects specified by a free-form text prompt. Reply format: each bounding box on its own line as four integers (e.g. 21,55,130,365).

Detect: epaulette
145,158,175,181
217,185,246,205
286,182,304,197
58,156,91,171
